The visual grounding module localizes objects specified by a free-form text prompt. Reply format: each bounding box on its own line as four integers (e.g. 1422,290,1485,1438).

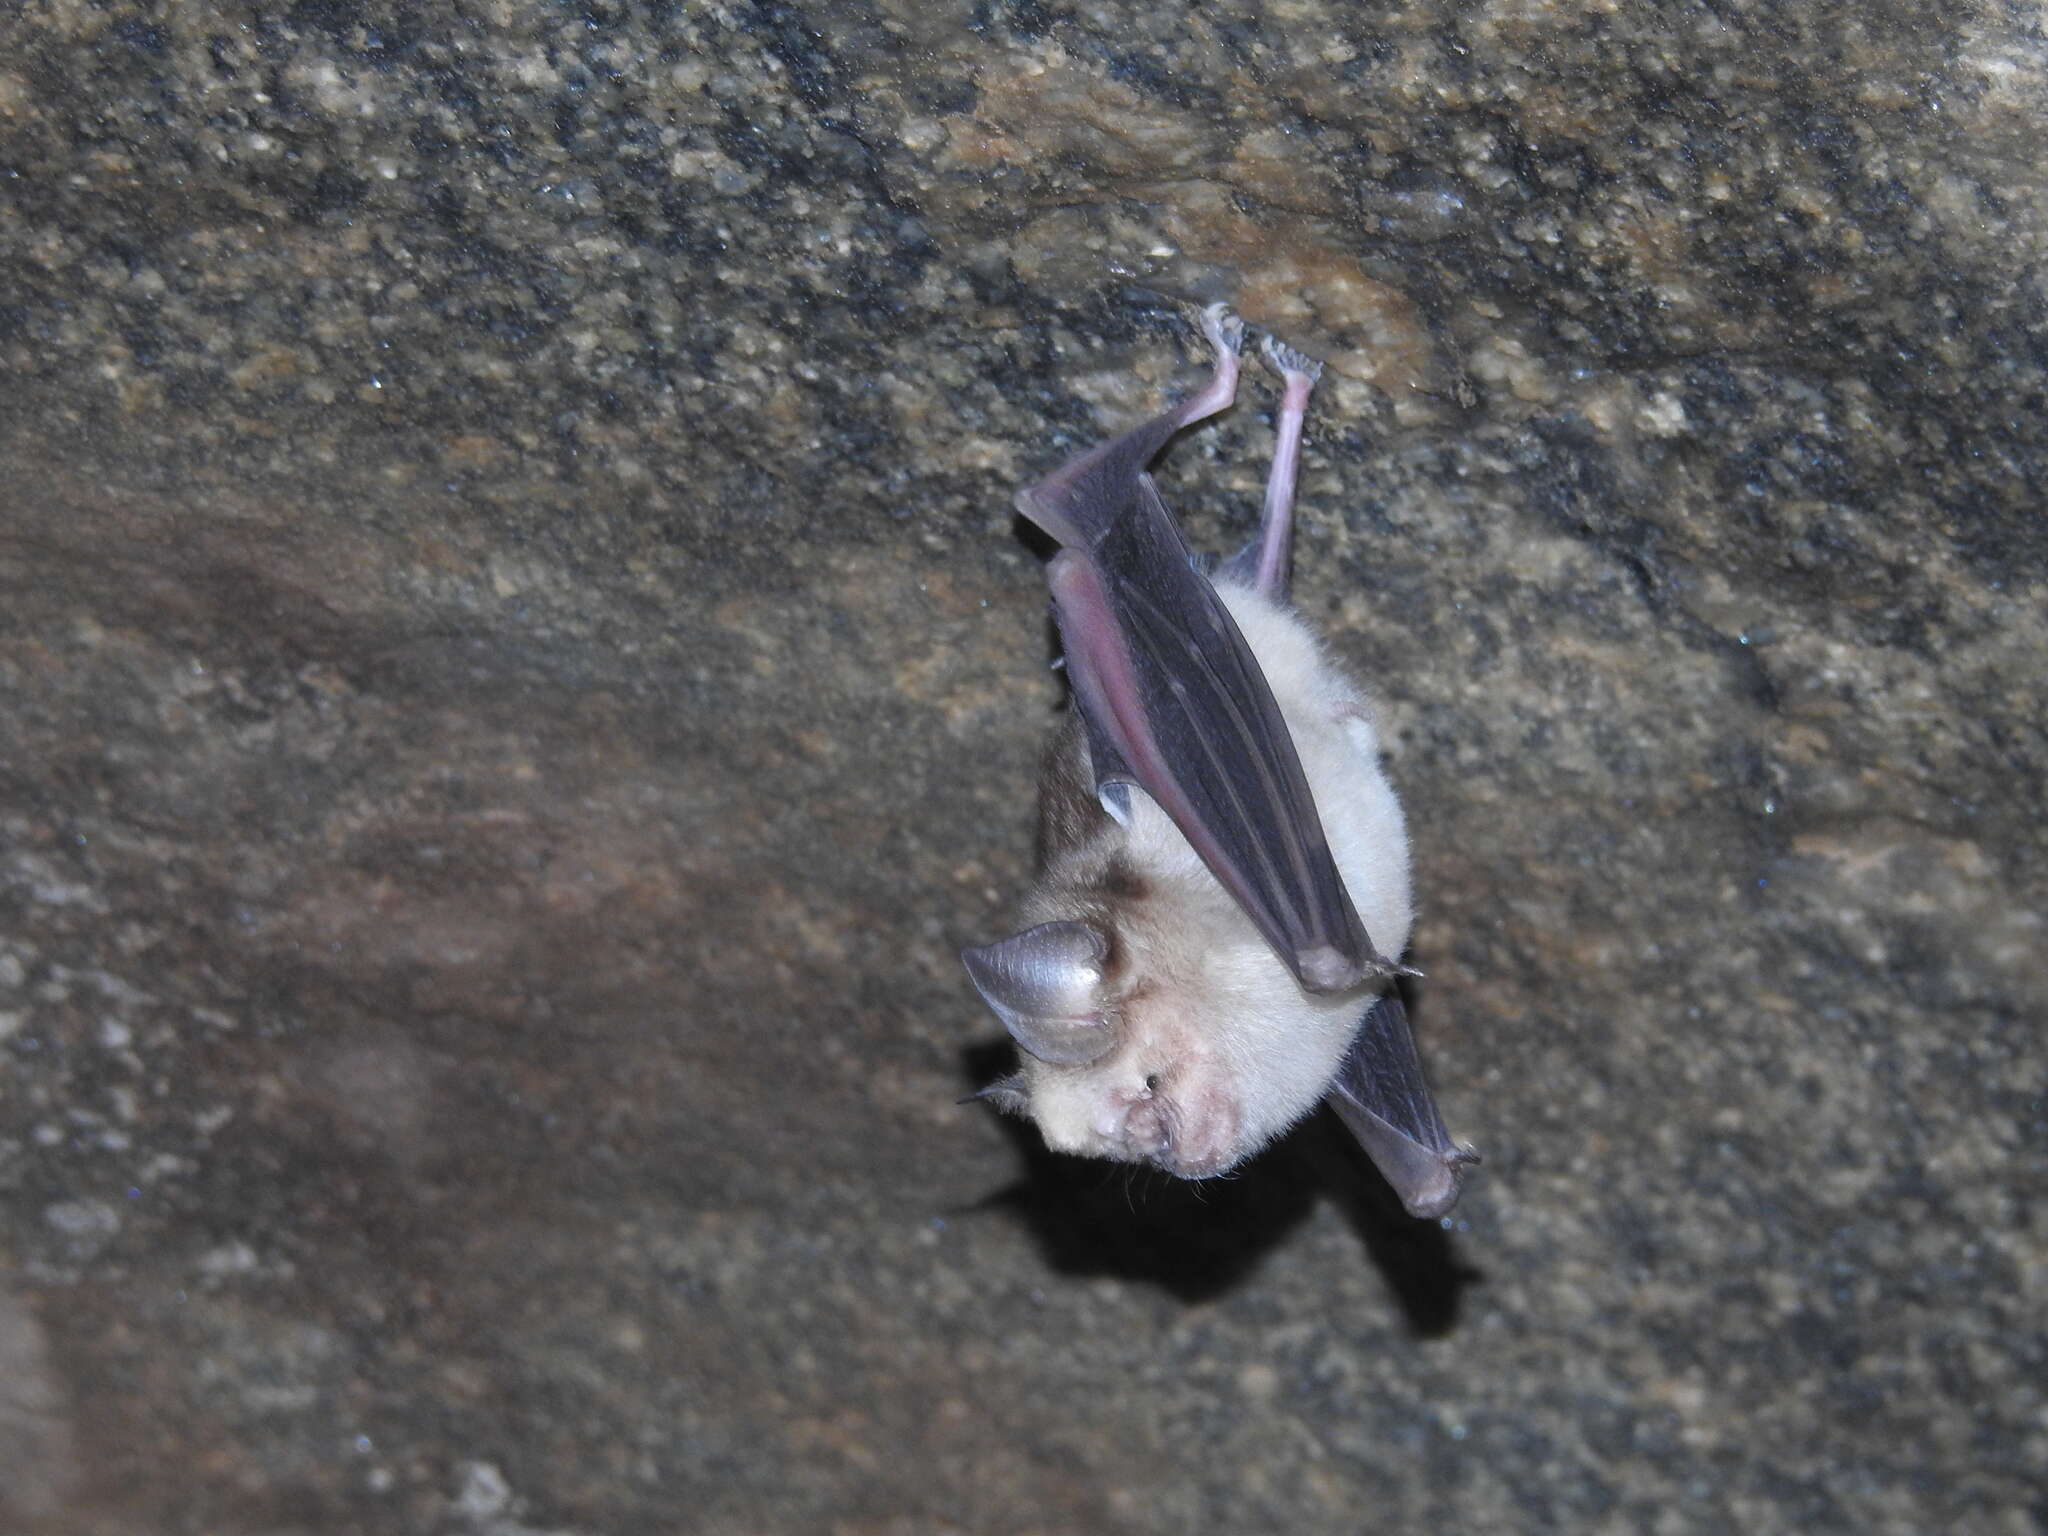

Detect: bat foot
1260,334,1324,384
1199,302,1246,359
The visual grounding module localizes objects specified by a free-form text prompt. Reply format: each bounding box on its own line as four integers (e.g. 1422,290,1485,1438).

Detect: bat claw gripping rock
1200,302,1246,357
1261,334,1324,384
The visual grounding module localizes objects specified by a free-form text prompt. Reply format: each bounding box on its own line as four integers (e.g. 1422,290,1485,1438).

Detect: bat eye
961,921,1116,1067
1144,1073,1161,1092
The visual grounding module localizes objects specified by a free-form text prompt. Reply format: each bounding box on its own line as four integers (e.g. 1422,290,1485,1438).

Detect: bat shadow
957,1042,1483,1337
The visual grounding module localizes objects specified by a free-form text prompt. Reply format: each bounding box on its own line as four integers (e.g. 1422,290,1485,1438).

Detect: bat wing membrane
1327,992,1476,1219
1021,453,1380,993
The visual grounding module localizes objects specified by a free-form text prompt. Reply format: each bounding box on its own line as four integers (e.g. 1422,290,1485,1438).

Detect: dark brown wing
1017,398,1385,993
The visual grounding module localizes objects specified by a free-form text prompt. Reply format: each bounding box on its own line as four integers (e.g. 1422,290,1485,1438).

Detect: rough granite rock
1,1,2042,1532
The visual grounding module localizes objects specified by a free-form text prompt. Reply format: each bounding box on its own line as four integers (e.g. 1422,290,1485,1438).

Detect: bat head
962,904,1357,1179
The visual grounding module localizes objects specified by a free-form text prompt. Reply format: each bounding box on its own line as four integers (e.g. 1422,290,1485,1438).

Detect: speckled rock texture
2,1,2042,1532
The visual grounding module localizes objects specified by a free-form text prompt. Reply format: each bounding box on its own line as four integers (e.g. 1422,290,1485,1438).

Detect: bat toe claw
1200,302,1246,358
1260,334,1324,383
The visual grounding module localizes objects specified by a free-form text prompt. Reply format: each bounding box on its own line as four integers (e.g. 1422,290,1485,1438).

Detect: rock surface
1,1,2042,1531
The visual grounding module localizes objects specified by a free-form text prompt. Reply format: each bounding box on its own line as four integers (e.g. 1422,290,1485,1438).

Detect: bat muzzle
1125,1091,1237,1180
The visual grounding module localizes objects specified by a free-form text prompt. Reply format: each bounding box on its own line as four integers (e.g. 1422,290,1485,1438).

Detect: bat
963,304,1477,1219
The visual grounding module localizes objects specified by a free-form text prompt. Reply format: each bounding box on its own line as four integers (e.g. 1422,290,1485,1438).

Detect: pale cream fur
1022,579,1412,1176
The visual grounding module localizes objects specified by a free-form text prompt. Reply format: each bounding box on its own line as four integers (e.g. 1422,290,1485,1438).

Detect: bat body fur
1019,582,1411,1176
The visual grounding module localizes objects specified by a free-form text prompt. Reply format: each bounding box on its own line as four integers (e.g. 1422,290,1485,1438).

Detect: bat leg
1014,305,1246,543
1245,335,1323,602
1176,302,1246,430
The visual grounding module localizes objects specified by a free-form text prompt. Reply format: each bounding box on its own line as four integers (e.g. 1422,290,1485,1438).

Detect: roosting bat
963,305,1477,1219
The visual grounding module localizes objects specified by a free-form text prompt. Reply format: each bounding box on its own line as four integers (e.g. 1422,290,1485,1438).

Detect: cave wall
1,1,2042,1530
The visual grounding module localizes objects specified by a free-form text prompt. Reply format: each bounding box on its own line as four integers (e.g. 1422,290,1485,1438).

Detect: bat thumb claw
1358,951,1422,982
1294,945,1417,992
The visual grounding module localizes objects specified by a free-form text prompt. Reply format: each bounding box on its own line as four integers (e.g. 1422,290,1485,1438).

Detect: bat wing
1018,423,1383,994
1327,992,1476,1219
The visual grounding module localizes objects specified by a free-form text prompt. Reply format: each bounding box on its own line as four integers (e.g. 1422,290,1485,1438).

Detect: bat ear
960,1074,1031,1115
960,921,1116,1066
